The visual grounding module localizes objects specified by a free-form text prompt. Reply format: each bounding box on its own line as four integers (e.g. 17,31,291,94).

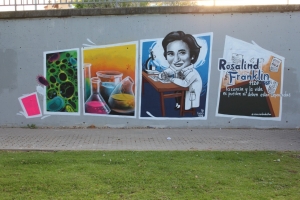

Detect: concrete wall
0,5,299,128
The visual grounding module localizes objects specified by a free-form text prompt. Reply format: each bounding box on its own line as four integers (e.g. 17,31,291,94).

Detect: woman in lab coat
159,31,202,110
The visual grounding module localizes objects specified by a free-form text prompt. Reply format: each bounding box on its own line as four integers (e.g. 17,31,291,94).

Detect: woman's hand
178,69,192,79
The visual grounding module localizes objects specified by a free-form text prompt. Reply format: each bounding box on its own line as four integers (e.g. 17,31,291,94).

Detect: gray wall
0,6,299,128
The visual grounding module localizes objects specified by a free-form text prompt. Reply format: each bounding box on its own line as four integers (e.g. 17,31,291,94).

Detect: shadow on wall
0,49,17,94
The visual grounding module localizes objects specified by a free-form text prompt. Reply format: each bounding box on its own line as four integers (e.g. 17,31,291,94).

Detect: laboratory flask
85,77,111,114
108,76,135,114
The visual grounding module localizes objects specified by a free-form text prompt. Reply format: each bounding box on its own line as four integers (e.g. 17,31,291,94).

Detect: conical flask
85,77,111,114
108,76,135,114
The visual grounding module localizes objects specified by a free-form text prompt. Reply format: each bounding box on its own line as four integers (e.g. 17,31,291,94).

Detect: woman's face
166,40,192,71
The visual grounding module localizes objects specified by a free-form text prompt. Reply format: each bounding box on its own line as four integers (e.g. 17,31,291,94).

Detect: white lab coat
171,65,202,110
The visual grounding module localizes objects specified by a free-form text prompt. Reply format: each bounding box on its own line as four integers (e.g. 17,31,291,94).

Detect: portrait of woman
140,31,212,118
159,31,202,110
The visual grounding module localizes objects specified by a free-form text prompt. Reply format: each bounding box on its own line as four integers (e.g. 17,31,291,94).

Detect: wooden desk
142,71,188,117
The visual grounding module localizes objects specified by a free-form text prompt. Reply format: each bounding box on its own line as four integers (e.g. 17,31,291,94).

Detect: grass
26,124,37,129
0,151,299,199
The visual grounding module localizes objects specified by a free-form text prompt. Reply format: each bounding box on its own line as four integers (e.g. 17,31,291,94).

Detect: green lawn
0,151,299,199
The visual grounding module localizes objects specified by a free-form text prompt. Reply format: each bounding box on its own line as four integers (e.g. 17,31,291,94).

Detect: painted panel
18,92,42,118
82,42,138,117
139,31,213,119
216,36,285,120
43,49,80,115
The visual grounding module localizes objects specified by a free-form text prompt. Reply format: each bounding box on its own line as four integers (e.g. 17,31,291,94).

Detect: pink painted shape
20,93,41,117
85,101,107,114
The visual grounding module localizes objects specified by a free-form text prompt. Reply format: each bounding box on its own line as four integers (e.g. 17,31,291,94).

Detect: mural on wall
44,49,80,115
216,36,285,120
18,92,42,118
82,42,138,117
139,31,213,119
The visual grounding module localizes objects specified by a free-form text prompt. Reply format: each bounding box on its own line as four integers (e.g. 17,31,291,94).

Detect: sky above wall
0,0,299,12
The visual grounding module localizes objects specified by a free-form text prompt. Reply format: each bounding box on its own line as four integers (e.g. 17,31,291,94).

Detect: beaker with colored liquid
85,77,111,114
84,63,91,102
96,71,123,103
108,76,135,114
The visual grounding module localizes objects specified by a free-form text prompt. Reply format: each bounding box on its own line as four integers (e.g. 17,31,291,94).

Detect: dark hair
162,31,201,64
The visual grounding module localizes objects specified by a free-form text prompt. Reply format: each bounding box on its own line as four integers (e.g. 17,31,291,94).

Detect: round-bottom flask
85,77,111,114
96,71,123,103
108,76,135,114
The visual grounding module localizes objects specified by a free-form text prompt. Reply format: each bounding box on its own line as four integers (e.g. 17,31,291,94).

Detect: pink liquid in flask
85,101,109,114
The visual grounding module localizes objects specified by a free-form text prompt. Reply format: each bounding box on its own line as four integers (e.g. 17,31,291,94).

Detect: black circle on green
66,53,70,57
60,64,66,70
62,59,67,63
67,69,74,76
55,60,60,65
60,82,74,98
59,73,67,81
50,76,56,83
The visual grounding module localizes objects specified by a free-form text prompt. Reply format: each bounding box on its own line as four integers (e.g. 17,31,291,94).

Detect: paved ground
0,128,299,151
